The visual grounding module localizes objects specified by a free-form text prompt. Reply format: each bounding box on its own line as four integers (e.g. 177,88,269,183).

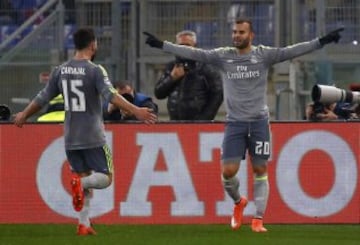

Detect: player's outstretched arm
319,27,344,46
14,101,42,127
143,32,164,49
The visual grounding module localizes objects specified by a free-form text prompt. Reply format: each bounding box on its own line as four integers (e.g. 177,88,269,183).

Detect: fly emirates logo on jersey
226,64,260,80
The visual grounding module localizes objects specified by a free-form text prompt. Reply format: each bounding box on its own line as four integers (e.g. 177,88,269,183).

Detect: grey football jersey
163,39,322,121
34,59,117,150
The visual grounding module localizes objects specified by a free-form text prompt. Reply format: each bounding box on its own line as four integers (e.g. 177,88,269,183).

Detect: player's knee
94,172,112,189
222,169,236,178
221,163,239,178
252,164,267,176
251,157,268,176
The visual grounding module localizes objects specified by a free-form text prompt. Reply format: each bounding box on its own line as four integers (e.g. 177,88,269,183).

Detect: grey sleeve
262,39,322,65
94,65,117,102
33,67,61,107
163,41,221,64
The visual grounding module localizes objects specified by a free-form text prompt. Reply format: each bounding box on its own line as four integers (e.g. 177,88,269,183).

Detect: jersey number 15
62,79,86,112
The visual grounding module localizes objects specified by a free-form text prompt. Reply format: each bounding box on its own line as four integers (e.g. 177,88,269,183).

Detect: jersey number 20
62,79,86,112
255,141,270,155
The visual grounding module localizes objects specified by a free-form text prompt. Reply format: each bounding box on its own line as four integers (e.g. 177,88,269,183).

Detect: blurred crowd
0,3,359,123
0,0,75,25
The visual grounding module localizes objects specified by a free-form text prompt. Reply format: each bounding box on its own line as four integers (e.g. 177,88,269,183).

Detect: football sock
81,172,111,189
221,174,241,203
79,189,91,227
253,174,269,218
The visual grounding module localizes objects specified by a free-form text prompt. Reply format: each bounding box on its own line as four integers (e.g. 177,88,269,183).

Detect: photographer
306,102,339,121
154,30,223,120
103,81,158,121
307,84,360,121
306,101,357,121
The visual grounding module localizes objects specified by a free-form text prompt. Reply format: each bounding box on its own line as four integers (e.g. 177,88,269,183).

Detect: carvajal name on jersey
61,67,85,75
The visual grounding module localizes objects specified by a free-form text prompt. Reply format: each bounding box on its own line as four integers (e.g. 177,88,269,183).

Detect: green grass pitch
0,224,359,245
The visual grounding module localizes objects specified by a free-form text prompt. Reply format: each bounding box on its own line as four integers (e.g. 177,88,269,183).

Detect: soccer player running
144,19,343,232
14,28,157,235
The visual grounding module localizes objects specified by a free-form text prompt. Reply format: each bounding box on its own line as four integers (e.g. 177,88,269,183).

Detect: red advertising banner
0,122,359,224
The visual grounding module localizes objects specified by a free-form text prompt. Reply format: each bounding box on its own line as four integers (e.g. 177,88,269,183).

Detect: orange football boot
71,175,84,212
77,224,97,235
251,218,268,232
230,196,248,230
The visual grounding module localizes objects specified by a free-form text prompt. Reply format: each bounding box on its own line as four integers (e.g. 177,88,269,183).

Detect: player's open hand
13,112,27,128
143,31,164,49
134,107,157,124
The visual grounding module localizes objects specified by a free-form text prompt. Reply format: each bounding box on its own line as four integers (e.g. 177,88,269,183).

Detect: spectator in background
37,94,65,122
306,101,359,121
103,81,158,121
306,84,360,121
306,101,341,121
34,71,65,122
154,30,223,121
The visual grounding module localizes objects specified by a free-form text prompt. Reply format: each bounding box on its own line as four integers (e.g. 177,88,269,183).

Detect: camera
312,101,325,114
310,84,360,120
0,104,11,121
311,84,360,104
121,93,134,103
175,56,196,71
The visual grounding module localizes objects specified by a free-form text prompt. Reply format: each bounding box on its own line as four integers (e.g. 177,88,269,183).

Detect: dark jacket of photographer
154,59,223,120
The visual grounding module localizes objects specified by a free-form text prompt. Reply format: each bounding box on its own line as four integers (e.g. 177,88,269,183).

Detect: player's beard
233,37,251,50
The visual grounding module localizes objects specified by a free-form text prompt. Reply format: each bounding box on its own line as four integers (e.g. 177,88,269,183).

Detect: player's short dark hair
113,80,133,90
235,18,253,32
73,28,96,50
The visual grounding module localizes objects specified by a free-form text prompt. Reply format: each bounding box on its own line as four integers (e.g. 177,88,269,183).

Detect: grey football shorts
221,119,271,165
66,144,113,174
